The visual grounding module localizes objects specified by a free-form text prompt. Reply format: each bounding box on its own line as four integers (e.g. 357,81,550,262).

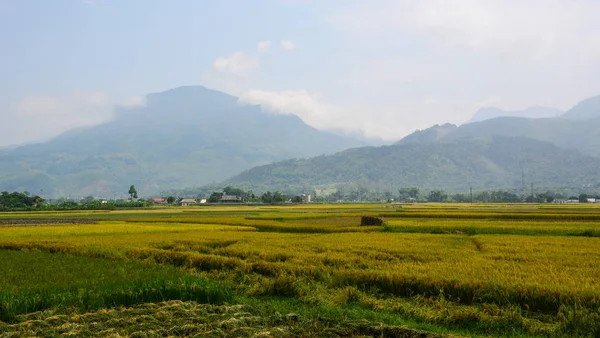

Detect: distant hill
561,94,600,120
468,106,562,123
0,86,365,197
397,93,600,157
397,116,600,157
224,136,600,194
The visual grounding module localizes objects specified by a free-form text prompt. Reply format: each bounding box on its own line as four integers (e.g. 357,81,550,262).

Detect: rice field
1,203,599,337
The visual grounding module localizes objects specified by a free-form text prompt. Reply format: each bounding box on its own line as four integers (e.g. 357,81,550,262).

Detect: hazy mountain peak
561,94,600,120
468,106,562,123
0,85,364,197
395,123,458,145
144,85,238,111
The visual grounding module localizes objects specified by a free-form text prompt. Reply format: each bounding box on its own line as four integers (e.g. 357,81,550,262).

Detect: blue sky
2,0,600,145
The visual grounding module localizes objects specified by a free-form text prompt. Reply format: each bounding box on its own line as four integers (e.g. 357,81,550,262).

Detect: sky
2,0,600,146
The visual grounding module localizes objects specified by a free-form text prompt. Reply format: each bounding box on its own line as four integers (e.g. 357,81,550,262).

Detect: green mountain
397,93,600,157
398,117,600,157
0,86,365,197
223,135,600,194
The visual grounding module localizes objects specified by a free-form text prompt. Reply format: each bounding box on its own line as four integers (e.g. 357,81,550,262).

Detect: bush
360,216,384,226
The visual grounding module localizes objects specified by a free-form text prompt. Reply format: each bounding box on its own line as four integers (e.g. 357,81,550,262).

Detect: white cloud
257,40,271,52
294,0,600,137
119,95,146,107
280,40,295,50
217,2,600,141
239,89,404,140
0,91,144,146
15,95,65,117
206,39,297,96
212,51,259,77
328,0,600,61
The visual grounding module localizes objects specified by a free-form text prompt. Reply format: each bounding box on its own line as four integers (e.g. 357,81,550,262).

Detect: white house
180,199,197,206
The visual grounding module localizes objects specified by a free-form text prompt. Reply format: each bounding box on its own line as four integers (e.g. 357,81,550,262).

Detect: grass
0,250,231,322
1,203,600,336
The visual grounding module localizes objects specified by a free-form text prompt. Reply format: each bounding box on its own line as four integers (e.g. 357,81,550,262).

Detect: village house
219,195,242,203
180,198,197,206
152,198,167,204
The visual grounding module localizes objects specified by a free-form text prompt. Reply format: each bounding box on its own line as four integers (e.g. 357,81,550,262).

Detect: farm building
180,199,197,206
219,195,242,203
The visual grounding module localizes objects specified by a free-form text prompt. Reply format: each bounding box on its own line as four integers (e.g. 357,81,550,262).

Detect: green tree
208,192,223,203
166,196,175,204
128,185,138,201
261,192,274,204
273,191,287,203
398,187,419,201
427,190,448,203
82,196,95,203
0,191,46,210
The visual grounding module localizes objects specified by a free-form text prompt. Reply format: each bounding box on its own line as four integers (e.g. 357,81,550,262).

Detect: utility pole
531,183,534,201
470,186,473,204
521,169,526,196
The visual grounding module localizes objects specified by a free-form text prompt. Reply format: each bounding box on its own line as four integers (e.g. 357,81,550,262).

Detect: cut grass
0,300,449,338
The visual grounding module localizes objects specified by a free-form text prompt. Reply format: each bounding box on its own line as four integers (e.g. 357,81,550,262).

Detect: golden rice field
1,203,599,337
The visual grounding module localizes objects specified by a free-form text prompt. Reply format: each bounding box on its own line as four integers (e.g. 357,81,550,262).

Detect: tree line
4,185,598,212
206,187,302,204
0,190,147,212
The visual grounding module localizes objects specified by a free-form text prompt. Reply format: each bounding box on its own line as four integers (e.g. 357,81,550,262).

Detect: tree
0,191,46,210
208,192,223,203
82,196,95,203
451,193,471,203
427,190,448,203
273,191,287,203
398,187,419,201
223,186,245,197
261,191,274,204
166,196,175,204
128,185,138,201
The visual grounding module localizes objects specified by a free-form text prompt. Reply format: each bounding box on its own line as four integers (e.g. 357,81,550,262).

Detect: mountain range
219,93,600,194
467,106,562,123
223,135,600,194
398,95,600,157
3,85,600,198
0,86,364,197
